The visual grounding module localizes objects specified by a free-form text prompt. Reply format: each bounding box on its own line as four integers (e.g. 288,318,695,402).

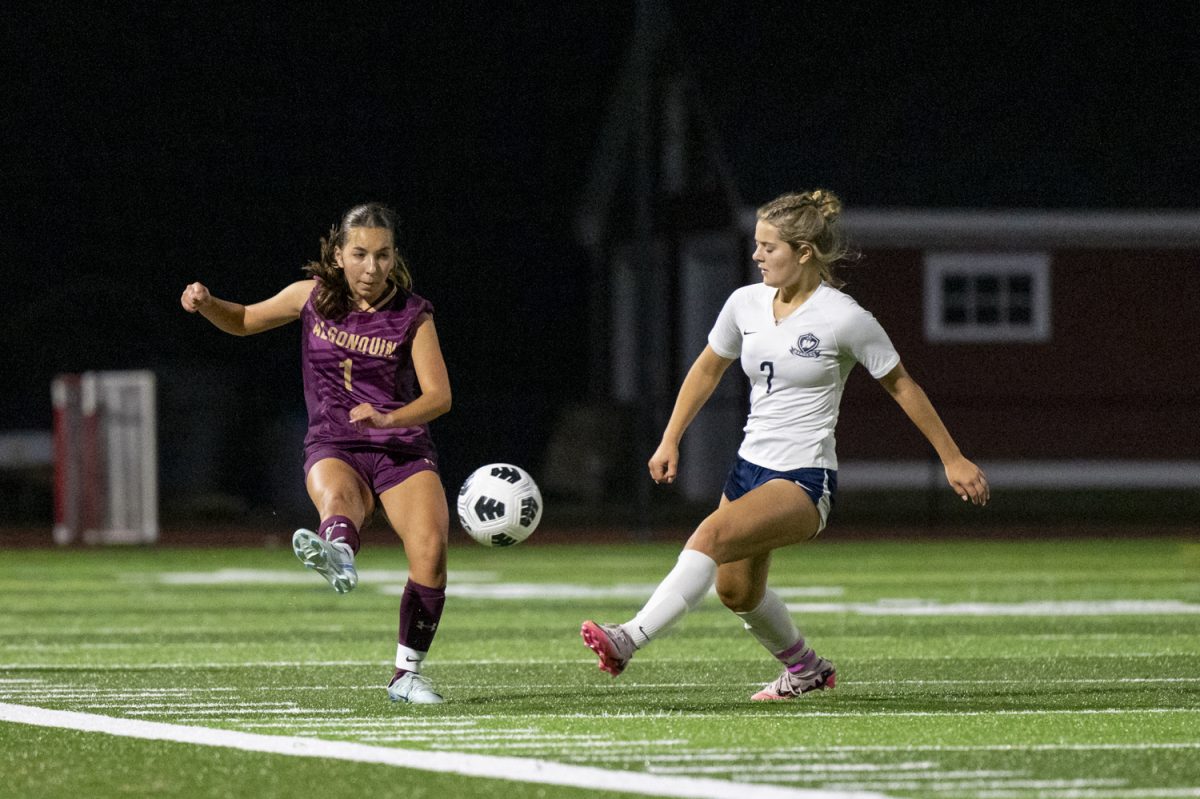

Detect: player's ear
796,243,813,264
333,246,345,269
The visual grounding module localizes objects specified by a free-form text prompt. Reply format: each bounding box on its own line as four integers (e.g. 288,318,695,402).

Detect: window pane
974,275,1000,325
943,304,968,324
942,275,968,325
1008,274,1032,301
1008,273,1032,324
1007,304,1032,324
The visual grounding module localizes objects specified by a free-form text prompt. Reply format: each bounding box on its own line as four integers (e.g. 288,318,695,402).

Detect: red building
765,208,1200,493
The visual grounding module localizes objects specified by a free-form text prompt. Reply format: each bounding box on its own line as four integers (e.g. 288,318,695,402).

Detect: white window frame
923,251,1052,343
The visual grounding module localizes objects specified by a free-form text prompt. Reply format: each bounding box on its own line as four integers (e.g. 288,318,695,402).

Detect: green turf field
2,536,1198,798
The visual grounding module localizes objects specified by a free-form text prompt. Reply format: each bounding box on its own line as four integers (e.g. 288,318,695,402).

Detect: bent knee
715,583,763,613
688,515,746,563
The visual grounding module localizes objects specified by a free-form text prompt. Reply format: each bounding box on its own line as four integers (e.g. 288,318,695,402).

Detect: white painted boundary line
784,599,1200,616
0,703,888,799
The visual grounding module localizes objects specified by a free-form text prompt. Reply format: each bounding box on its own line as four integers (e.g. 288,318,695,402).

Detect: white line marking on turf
419,584,846,600
4,649,1194,670
85,703,297,710
649,763,941,775
772,779,1126,791
0,703,890,799
155,569,499,585
972,790,1200,798
377,709,1200,721
785,599,1200,616
814,743,1200,752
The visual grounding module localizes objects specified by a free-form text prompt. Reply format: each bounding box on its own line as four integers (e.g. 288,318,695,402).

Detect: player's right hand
648,441,679,484
180,282,211,313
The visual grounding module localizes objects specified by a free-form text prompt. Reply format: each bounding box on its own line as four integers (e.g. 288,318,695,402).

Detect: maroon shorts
304,447,438,496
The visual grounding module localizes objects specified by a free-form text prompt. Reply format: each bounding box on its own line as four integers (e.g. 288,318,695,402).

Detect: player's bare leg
294,458,373,593
583,480,832,682
379,469,449,704
714,488,836,700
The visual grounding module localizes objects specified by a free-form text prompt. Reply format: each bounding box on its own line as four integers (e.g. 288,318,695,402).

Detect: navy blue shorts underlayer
722,456,838,533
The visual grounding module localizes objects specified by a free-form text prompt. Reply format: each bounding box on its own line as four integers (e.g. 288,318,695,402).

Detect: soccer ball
456,463,543,547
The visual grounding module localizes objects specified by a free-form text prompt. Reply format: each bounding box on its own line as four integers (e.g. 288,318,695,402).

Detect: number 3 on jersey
759,360,774,394
339,358,353,392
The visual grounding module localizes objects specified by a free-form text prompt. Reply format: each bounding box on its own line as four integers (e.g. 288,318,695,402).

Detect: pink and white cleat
751,656,837,700
580,620,637,677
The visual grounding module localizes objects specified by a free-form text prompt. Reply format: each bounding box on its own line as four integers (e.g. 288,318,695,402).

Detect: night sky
4,3,1197,507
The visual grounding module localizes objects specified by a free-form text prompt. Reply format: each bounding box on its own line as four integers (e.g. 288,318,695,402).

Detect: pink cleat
581,620,637,677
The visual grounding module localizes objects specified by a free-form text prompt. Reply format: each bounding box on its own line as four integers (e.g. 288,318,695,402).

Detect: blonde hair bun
807,189,842,222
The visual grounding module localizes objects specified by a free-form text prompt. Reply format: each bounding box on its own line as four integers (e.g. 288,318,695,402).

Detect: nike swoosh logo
405,656,423,663
743,330,757,335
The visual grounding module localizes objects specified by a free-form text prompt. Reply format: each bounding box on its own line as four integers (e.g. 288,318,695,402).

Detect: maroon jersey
300,282,436,459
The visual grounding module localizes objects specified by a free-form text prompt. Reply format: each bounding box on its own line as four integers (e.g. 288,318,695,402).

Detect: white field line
238,719,480,728
5,677,1198,699
357,729,609,743
634,753,853,762
128,708,334,716
154,569,499,585
422,584,844,600
4,649,1198,671
771,780,1125,790
657,768,1023,778
239,708,1199,721
785,599,1200,616
0,703,888,799
809,743,1200,753
151,571,843,598
578,743,1200,757
649,763,939,775
84,702,297,709
971,789,1200,798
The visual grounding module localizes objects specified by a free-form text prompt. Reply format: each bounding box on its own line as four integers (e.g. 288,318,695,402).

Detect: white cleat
292,528,358,594
387,670,444,704
751,656,837,701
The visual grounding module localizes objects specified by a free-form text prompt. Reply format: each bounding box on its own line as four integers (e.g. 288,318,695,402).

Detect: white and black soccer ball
456,463,543,547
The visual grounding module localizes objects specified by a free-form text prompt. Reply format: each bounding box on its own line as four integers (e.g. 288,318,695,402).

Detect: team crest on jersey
789,332,821,358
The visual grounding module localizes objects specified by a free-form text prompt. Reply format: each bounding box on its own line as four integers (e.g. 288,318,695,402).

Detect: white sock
734,589,809,666
625,549,717,647
396,644,427,673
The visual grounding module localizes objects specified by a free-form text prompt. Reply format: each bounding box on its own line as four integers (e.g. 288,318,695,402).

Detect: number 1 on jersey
339,358,353,392
760,360,774,394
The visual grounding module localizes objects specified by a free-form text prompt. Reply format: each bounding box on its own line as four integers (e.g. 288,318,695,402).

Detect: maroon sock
319,515,360,554
398,579,446,652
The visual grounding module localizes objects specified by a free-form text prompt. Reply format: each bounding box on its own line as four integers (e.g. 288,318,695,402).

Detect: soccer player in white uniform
582,190,990,699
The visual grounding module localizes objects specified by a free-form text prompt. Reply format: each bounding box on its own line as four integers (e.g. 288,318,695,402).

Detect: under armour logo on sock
414,620,438,632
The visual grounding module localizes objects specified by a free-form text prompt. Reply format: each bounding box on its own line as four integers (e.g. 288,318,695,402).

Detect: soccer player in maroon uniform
181,203,450,704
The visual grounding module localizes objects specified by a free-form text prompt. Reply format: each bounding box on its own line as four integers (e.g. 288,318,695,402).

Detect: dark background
4,2,1198,523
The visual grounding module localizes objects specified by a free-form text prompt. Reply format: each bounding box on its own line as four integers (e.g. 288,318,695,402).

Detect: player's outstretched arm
648,345,735,484
877,362,990,506
180,279,315,336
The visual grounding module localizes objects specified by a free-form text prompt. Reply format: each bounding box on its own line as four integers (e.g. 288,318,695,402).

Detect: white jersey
708,282,900,471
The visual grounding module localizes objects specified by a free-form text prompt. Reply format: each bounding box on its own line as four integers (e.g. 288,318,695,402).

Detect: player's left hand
945,457,989,506
349,403,389,430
